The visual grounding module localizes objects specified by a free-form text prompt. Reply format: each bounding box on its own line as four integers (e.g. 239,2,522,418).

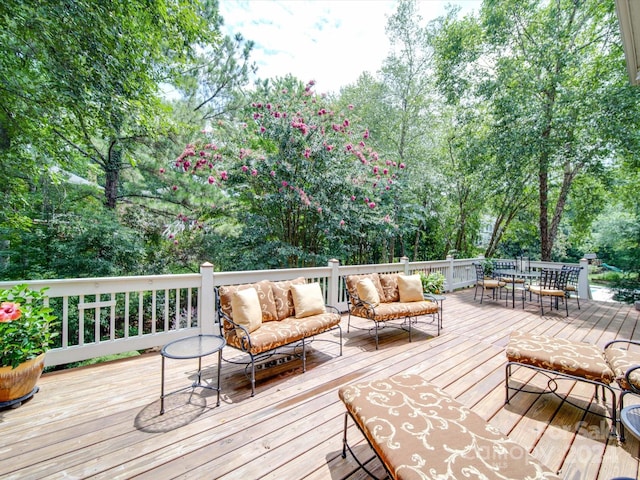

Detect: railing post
401,256,410,275
199,262,216,335
579,258,591,300
446,255,454,293
328,258,340,307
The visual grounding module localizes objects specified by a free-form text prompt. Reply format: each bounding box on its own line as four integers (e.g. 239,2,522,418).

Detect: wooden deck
1,289,640,479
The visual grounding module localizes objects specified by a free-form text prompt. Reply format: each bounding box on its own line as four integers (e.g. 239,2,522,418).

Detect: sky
218,0,480,95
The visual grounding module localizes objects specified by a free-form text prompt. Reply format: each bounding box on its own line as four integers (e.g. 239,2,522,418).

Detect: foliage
0,0,221,216
0,285,57,368
419,271,445,294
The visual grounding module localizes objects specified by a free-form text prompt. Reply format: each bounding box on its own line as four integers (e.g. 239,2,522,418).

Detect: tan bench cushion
506,331,614,383
339,374,559,480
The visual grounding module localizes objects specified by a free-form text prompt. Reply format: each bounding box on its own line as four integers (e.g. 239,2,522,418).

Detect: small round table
160,334,225,415
620,404,640,442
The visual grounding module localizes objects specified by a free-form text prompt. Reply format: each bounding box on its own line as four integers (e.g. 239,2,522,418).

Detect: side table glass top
161,334,225,360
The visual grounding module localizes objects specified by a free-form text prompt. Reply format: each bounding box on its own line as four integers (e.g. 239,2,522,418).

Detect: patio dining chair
561,265,582,309
493,260,525,284
472,262,506,303
527,268,570,316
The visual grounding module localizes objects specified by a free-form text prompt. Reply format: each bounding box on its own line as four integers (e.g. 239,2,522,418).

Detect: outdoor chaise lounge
344,273,440,349
217,277,342,396
339,374,560,479
505,331,640,440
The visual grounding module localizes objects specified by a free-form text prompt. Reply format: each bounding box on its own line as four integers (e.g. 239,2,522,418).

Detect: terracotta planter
0,353,45,403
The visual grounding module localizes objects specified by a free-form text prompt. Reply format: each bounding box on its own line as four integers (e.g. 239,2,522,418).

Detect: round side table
620,404,640,442
160,334,225,415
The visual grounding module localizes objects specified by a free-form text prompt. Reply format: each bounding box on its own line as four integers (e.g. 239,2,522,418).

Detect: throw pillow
356,278,381,306
398,274,424,302
291,282,326,319
231,288,263,337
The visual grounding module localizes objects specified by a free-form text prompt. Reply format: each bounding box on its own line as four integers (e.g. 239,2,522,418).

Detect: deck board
1,288,639,479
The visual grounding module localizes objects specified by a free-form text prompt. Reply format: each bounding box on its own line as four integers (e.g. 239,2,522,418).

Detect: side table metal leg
160,355,166,415
216,349,222,407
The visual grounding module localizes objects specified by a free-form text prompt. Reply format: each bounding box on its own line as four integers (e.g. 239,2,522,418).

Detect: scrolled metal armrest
604,339,640,351
219,311,253,351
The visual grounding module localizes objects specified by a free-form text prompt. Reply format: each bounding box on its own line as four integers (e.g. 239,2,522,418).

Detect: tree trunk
104,141,122,210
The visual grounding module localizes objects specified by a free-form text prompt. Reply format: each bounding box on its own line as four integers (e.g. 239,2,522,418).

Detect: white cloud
219,0,479,95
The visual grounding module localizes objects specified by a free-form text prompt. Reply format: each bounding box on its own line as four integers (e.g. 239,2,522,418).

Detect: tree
0,0,220,215
479,0,640,260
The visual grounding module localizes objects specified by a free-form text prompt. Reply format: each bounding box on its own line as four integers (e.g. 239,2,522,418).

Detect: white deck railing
0,256,590,367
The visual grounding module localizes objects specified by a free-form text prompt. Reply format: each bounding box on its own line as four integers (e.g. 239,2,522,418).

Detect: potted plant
419,271,445,295
0,284,57,406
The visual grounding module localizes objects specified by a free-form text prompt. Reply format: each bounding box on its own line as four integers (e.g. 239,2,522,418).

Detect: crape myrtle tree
163,77,404,268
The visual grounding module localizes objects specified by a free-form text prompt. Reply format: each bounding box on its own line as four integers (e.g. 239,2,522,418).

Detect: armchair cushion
291,282,326,319
379,273,400,302
231,288,262,337
356,278,380,306
272,277,306,320
345,273,384,304
397,274,423,302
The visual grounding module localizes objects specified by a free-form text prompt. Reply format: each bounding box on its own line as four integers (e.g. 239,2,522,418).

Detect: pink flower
399,163,406,169
251,169,258,176
260,126,266,133
363,129,370,139
351,195,356,201
304,148,311,158
317,207,322,213
368,202,376,209
242,165,249,172
159,168,165,174
383,168,389,175
326,145,334,152
220,171,228,181
373,166,379,174
270,171,276,177
281,181,288,187
172,185,178,191
340,219,345,226
348,104,354,110
0,302,21,322
208,176,215,184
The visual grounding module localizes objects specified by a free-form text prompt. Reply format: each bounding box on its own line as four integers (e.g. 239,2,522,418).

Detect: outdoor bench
217,276,342,396
505,331,640,439
339,373,560,480
344,272,440,349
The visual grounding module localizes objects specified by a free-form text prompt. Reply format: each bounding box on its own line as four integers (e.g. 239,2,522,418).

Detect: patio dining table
494,269,541,308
